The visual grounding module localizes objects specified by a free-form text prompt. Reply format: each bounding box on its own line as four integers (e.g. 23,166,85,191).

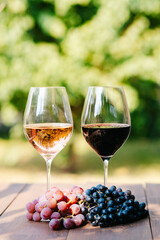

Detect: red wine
82,123,130,161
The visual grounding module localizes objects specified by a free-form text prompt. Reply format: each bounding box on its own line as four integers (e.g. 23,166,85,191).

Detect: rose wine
24,123,73,159
82,123,130,161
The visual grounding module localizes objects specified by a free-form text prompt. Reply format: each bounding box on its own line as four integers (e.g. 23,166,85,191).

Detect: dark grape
98,203,105,209
125,190,132,196
98,221,106,227
107,200,115,207
99,193,105,198
99,185,106,192
110,186,116,192
119,192,125,196
81,206,88,214
98,198,105,204
128,199,134,205
130,195,135,200
102,214,109,222
134,201,139,209
82,184,148,228
106,196,112,201
91,220,98,226
139,202,146,210
90,187,97,192
85,196,93,203
86,213,94,221
101,209,108,215
108,207,117,214
93,198,98,204
96,184,103,189
105,189,111,196
112,191,119,198
85,189,92,196
94,214,101,221
93,206,101,214
92,192,99,198
117,188,122,193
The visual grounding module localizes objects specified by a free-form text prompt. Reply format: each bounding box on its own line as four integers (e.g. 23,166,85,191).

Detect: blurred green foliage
0,0,160,142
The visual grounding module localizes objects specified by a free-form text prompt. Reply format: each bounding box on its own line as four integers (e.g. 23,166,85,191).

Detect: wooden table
0,183,160,240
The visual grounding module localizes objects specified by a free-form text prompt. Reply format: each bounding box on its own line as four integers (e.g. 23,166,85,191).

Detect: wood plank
67,184,152,240
0,183,26,216
0,183,153,240
0,184,69,240
146,183,160,240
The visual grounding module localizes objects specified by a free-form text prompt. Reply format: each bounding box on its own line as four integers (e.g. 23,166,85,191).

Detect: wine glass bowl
81,86,131,186
24,87,73,190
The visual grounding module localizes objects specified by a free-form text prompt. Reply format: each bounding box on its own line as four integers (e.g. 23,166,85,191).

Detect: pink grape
33,212,41,222
70,204,81,215
45,190,54,200
72,215,83,227
47,198,57,209
25,185,86,230
39,195,47,203
35,203,43,213
68,194,77,204
26,202,35,213
62,195,69,202
76,214,85,223
32,198,38,205
60,209,71,217
77,193,85,200
51,186,60,193
49,219,61,230
39,200,48,208
26,212,33,221
63,218,75,229
57,201,68,211
50,212,61,220
41,207,52,220
54,190,64,201
70,186,84,195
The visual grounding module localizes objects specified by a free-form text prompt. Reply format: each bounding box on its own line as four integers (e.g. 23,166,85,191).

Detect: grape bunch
26,186,86,230
80,184,148,228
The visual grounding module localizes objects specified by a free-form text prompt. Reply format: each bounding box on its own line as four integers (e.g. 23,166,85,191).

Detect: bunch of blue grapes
79,184,148,228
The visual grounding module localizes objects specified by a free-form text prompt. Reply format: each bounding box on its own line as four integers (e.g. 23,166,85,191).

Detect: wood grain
0,184,69,240
0,183,25,216
0,183,153,240
146,184,160,240
67,184,152,240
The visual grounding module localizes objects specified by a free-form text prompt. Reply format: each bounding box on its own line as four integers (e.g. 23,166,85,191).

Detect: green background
0,0,160,182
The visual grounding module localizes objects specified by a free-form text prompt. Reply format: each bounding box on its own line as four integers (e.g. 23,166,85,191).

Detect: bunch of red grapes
26,186,86,230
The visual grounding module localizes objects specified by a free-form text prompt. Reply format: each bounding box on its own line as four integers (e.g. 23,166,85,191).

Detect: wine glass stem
104,159,109,186
46,159,52,191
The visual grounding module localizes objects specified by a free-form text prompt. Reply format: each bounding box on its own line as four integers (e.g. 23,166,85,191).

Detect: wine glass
81,86,131,186
23,87,73,190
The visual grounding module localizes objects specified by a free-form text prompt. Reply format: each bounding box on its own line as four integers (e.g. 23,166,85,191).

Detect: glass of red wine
81,86,131,186
23,87,73,190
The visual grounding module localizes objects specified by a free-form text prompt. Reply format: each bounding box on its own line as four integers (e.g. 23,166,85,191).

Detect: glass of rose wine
23,87,73,190
81,86,131,186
